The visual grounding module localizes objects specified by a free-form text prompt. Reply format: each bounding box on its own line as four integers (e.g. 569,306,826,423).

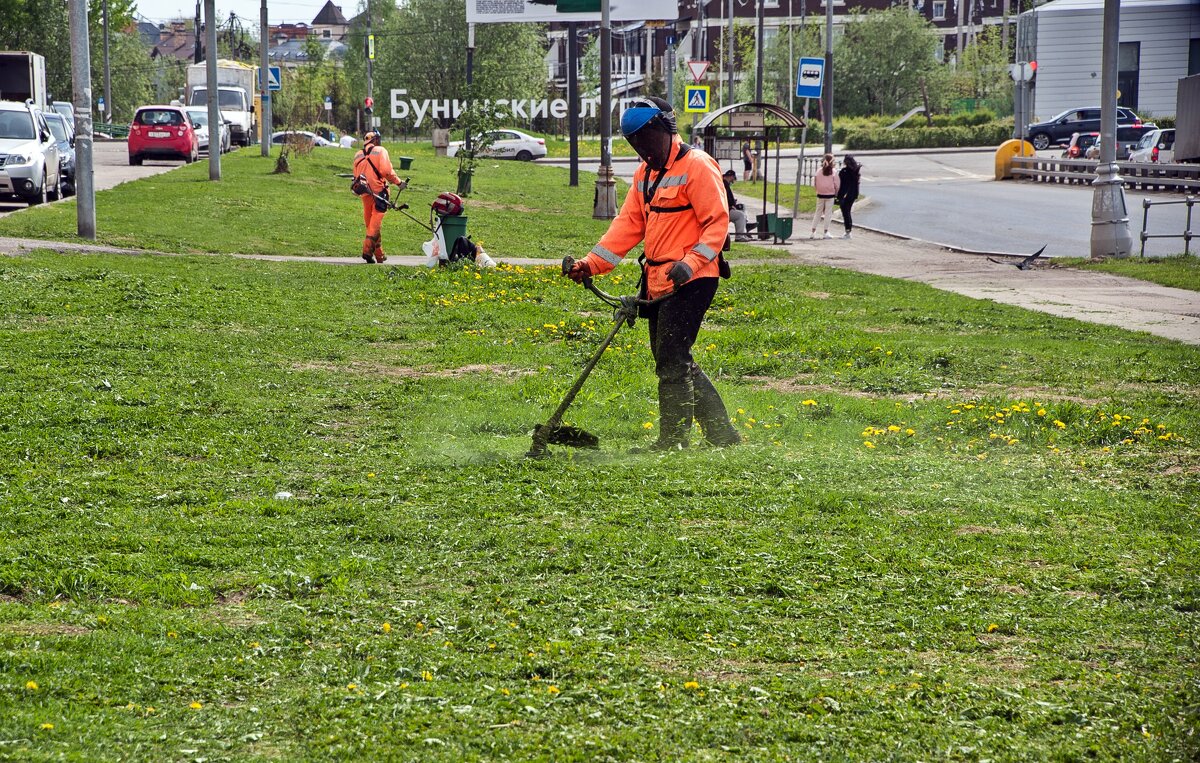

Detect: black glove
667,261,692,289
563,257,592,283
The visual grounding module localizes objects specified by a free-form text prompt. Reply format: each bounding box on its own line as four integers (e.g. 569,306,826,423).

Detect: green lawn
0,145,814,263
0,150,1197,760
1,250,1197,760
1057,254,1200,292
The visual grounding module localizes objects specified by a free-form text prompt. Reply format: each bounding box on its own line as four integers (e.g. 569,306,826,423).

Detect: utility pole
195,2,203,63
755,0,764,102
823,0,832,153
465,22,474,156
68,0,95,239
365,0,373,131
1089,0,1131,257
205,0,221,180
727,0,734,106
956,0,965,67
593,0,616,218
260,0,270,156
568,22,579,186
102,0,111,123
229,12,236,57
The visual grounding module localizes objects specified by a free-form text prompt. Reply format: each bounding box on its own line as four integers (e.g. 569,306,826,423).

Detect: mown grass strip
0,251,1197,760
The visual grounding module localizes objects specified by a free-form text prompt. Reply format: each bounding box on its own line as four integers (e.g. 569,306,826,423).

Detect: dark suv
1026,107,1142,151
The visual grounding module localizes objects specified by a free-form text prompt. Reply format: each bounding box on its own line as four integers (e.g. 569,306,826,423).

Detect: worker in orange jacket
564,96,740,451
353,131,406,263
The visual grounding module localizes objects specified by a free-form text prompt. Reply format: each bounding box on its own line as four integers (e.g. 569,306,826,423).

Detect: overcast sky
133,0,357,26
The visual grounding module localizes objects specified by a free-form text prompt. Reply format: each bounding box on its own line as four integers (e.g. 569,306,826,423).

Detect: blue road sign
796,57,824,99
684,85,710,113
257,66,282,92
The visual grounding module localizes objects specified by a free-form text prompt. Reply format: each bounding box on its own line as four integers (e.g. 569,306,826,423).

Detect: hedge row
842,122,1014,150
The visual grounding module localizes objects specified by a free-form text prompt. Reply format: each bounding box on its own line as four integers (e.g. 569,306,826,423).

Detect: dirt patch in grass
1,622,92,636
293,360,535,380
0,594,22,604
215,587,256,605
955,525,1004,536
806,292,833,300
994,584,1028,595
1061,590,1100,600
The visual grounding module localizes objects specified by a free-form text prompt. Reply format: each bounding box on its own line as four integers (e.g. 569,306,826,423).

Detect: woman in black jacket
835,155,861,239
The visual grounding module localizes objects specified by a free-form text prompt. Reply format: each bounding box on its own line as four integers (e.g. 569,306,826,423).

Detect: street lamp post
1089,0,1132,258
593,0,617,218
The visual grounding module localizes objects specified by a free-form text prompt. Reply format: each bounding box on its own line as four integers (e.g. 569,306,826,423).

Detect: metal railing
93,122,130,138
1011,156,1200,193
1139,195,1196,257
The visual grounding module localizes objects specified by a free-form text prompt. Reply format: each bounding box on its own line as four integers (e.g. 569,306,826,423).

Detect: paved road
0,140,217,218
545,149,1194,258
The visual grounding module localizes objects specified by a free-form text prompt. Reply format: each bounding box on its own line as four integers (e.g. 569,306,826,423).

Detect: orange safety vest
353,145,402,194
583,136,730,299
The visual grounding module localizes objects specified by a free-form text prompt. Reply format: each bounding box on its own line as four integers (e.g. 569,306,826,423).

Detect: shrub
843,121,1013,149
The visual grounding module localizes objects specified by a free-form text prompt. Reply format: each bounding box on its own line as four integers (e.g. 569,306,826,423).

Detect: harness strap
649,204,693,214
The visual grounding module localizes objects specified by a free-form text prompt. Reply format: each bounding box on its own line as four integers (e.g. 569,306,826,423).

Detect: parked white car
185,107,232,154
270,130,334,148
0,100,63,205
1128,128,1175,164
447,129,547,161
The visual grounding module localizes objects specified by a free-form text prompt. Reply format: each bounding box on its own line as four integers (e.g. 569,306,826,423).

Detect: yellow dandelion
500,687,510,696
863,441,876,449
381,622,391,634
905,428,915,435
802,399,817,406
422,671,434,681
547,685,561,695
1054,420,1066,429
643,422,653,429
416,622,425,631
167,631,178,639
39,723,53,730
684,681,700,690
347,683,357,690
987,623,999,633
25,681,38,691
189,701,203,710
249,641,260,649
399,682,409,689
887,425,900,432
367,472,376,479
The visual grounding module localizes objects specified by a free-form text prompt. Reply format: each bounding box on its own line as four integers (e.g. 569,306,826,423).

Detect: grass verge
0,250,1197,760
1055,254,1200,292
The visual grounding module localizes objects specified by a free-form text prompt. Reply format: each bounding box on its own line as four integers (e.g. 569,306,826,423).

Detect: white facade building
1019,0,1200,121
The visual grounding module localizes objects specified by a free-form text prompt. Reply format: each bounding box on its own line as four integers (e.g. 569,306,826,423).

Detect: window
1117,41,1139,110
932,0,946,18
322,29,331,38
1190,39,1199,76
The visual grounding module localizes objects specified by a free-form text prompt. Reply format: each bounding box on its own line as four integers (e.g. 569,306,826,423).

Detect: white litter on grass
274,491,294,500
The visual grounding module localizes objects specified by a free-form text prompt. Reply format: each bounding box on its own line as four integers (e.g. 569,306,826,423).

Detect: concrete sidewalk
3,232,1198,345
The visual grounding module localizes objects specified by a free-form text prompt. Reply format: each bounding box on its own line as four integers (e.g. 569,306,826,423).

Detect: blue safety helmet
620,97,678,137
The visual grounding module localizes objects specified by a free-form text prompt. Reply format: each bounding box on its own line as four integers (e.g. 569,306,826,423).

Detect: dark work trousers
838,197,857,232
645,277,719,384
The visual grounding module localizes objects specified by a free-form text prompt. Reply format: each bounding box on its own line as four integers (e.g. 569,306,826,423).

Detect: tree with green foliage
833,8,944,117
343,0,547,132
0,0,154,122
949,26,1014,115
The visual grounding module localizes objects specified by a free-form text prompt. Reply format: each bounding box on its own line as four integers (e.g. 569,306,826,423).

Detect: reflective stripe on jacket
353,145,402,194
583,136,729,299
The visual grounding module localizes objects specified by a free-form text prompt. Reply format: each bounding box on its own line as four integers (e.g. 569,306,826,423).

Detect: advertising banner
466,0,676,24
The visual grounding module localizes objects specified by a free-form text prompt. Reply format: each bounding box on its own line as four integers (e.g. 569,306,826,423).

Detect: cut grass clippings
0,249,1197,761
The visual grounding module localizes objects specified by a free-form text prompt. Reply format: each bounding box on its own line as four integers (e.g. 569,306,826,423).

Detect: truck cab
189,86,251,146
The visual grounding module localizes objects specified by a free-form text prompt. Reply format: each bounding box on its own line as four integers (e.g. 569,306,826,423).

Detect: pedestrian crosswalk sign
684,85,710,113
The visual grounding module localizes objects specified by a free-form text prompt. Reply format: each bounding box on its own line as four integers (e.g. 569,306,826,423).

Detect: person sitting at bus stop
352,131,406,263
722,169,754,242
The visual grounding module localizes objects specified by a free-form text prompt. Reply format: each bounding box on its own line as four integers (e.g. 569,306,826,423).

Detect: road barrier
1139,196,1196,257
1011,156,1200,192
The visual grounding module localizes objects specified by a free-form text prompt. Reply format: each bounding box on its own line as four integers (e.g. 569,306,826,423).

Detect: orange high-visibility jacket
353,145,402,194
583,136,729,299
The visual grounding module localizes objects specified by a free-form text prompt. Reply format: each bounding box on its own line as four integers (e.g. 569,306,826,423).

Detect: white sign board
729,112,764,131
466,0,676,23
687,60,709,83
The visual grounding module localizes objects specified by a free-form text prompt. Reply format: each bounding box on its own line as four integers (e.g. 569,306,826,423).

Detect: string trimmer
335,173,432,231
526,257,675,459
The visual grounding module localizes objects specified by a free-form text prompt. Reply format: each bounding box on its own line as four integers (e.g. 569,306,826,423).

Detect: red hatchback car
128,105,198,165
